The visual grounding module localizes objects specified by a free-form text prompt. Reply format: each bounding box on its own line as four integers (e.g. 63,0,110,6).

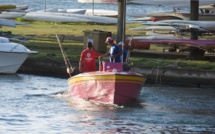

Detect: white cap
105,37,113,43
118,42,124,46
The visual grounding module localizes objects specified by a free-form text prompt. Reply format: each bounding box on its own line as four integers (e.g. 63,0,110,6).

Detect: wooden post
187,0,205,59
117,0,126,43
190,0,199,40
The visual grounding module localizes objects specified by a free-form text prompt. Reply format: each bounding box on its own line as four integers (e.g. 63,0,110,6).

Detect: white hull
0,37,37,74
0,19,16,27
24,12,118,24
130,26,176,31
67,9,118,17
78,0,133,3
132,12,215,21
0,52,29,74
0,12,25,19
24,12,90,23
129,0,215,7
78,0,118,3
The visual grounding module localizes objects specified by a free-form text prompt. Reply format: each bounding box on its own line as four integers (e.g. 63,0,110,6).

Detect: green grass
22,40,83,60
2,21,215,71
4,21,143,37
130,57,215,70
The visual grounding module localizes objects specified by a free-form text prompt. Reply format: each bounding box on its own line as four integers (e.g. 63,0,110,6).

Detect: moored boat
68,63,146,105
0,37,38,74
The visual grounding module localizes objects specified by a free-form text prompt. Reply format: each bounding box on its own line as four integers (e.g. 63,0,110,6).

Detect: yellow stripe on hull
68,74,146,86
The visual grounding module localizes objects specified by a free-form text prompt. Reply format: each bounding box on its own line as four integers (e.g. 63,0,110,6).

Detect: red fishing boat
68,62,146,105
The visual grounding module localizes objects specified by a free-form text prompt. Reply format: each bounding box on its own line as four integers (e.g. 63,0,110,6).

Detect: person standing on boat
118,42,131,71
99,37,123,63
79,42,100,72
118,42,128,62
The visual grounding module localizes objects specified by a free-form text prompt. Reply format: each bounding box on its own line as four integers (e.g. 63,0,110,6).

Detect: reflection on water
0,74,22,80
0,74,215,133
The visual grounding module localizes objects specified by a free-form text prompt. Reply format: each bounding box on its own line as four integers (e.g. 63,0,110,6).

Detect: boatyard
1,1,215,134
1,0,215,87
8,29,213,87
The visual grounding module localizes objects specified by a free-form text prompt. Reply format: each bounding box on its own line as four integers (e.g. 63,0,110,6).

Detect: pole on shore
188,0,206,59
92,0,94,15
117,0,126,43
190,0,199,40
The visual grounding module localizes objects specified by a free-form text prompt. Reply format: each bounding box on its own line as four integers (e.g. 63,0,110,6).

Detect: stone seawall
132,66,215,87
18,57,79,78
18,57,215,88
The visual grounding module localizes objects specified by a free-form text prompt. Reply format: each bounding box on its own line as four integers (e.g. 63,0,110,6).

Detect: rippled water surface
0,0,188,19
0,74,215,134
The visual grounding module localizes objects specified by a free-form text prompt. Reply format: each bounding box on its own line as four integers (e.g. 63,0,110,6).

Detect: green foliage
15,17,25,22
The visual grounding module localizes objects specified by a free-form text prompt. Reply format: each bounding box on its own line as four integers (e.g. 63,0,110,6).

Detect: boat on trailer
68,62,146,105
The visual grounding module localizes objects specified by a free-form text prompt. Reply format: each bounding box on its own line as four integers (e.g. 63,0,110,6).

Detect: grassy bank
2,21,215,71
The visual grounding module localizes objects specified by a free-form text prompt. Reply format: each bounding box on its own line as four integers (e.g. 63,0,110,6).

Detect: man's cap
87,41,93,48
105,37,113,43
118,42,124,46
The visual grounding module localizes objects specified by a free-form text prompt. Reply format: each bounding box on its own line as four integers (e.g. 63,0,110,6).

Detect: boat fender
106,68,118,72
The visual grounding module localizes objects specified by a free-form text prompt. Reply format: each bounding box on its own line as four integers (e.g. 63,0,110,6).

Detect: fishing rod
56,34,75,77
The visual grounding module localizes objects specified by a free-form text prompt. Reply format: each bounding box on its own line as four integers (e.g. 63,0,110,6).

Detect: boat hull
0,37,38,74
0,52,29,74
68,71,146,105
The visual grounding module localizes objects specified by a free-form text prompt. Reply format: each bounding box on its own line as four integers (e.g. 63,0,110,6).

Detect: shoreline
18,57,215,88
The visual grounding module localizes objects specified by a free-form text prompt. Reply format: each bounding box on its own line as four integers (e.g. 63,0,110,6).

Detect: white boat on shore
0,11,26,19
67,9,118,17
23,11,118,24
78,0,118,3
132,11,215,21
0,37,37,74
78,0,139,3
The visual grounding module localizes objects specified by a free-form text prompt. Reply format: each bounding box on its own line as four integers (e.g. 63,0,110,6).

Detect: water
0,0,187,18
0,74,215,133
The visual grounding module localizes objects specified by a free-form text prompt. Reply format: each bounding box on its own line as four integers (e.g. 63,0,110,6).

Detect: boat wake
51,90,145,111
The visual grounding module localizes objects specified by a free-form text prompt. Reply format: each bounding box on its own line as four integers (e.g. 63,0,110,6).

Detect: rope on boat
144,67,156,77
155,66,162,84
127,32,133,62
56,34,75,77
144,66,164,84
128,32,165,84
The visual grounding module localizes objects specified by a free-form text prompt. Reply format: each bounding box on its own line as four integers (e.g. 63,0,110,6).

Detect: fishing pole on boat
56,34,75,77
